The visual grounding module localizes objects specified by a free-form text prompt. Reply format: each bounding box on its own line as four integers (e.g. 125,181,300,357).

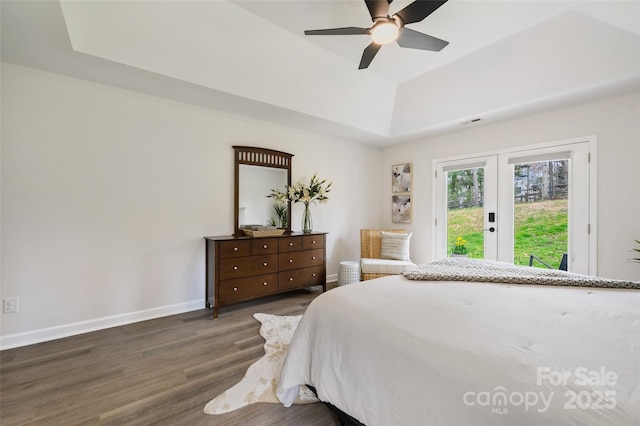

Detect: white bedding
277,274,640,425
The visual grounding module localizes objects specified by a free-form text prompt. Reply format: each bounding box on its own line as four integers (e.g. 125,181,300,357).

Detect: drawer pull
263,282,268,286
233,247,238,251
233,266,238,270
312,240,316,244
289,259,293,263
233,287,238,291
312,273,317,277
289,242,293,246
312,256,316,260
289,277,293,281
263,262,268,266
263,244,268,249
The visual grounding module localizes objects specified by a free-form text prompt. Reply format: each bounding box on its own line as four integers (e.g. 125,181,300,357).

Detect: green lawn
447,199,568,269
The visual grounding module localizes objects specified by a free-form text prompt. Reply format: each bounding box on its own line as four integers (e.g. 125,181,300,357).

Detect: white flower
269,173,332,205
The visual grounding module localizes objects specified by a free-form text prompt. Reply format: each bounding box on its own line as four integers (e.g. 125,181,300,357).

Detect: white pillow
380,231,412,261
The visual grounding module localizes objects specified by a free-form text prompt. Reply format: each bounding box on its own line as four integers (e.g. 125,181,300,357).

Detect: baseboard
0,300,203,350
1,276,337,350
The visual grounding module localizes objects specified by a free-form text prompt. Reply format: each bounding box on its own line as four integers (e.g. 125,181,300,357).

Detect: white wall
0,63,381,347
381,90,640,282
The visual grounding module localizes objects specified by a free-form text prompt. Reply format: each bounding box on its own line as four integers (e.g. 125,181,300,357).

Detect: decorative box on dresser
205,232,327,318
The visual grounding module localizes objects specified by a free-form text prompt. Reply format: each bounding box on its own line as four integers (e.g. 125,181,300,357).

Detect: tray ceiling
2,0,639,146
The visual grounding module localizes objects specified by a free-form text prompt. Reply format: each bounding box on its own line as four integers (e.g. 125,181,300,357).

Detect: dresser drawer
219,274,278,304
303,235,324,250
219,254,278,280
218,240,251,258
278,248,324,271
251,238,278,255
279,236,303,252
279,266,324,291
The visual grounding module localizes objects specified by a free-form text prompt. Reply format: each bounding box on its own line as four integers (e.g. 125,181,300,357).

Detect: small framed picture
392,195,412,223
392,163,412,193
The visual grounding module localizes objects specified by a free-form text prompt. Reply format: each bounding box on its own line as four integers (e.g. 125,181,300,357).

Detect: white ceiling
2,0,639,146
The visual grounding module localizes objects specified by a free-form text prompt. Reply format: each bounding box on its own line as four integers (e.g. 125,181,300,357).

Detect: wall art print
392,163,412,193
392,195,412,223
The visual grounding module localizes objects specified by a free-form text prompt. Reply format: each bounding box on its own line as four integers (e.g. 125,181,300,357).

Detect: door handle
485,212,496,232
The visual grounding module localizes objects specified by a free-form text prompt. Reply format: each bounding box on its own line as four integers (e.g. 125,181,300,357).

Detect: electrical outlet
3,298,19,314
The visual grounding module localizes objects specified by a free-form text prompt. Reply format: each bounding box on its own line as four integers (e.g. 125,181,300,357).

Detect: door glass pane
513,160,568,269
446,167,484,258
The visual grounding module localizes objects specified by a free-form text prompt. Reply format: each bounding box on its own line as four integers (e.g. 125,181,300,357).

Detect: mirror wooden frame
233,146,293,236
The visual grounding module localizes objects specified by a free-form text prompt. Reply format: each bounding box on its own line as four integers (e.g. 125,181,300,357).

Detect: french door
435,155,498,261
434,139,595,275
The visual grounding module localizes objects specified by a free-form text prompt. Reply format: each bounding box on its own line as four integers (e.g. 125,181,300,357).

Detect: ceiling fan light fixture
371,21,399,45
303,0,450,69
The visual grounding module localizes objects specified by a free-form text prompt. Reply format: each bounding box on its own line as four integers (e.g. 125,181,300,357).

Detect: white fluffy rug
203,313,318,415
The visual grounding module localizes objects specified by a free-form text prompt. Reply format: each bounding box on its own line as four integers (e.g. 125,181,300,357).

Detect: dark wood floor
0,285,339,426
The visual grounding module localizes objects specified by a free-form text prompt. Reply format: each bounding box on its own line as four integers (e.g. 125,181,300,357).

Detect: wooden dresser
204,232,327,317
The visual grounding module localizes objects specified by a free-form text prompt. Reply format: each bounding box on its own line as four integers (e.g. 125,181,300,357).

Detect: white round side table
338,261,360,286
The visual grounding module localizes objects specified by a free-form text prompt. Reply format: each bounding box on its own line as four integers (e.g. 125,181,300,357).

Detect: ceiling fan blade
394,0,448,25
305,27,369,36
396,27,448,51
365,0,392,21
359,42,382,69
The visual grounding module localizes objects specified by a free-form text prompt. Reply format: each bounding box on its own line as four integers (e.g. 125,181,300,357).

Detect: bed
277,259,640,425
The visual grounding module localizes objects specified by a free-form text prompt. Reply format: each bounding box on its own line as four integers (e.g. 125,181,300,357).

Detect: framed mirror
234,146,293,236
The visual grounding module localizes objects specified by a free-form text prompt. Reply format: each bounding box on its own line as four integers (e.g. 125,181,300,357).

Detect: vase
302,202,313,234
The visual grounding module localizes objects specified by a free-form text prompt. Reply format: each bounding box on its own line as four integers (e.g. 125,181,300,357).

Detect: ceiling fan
305,0,449,69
